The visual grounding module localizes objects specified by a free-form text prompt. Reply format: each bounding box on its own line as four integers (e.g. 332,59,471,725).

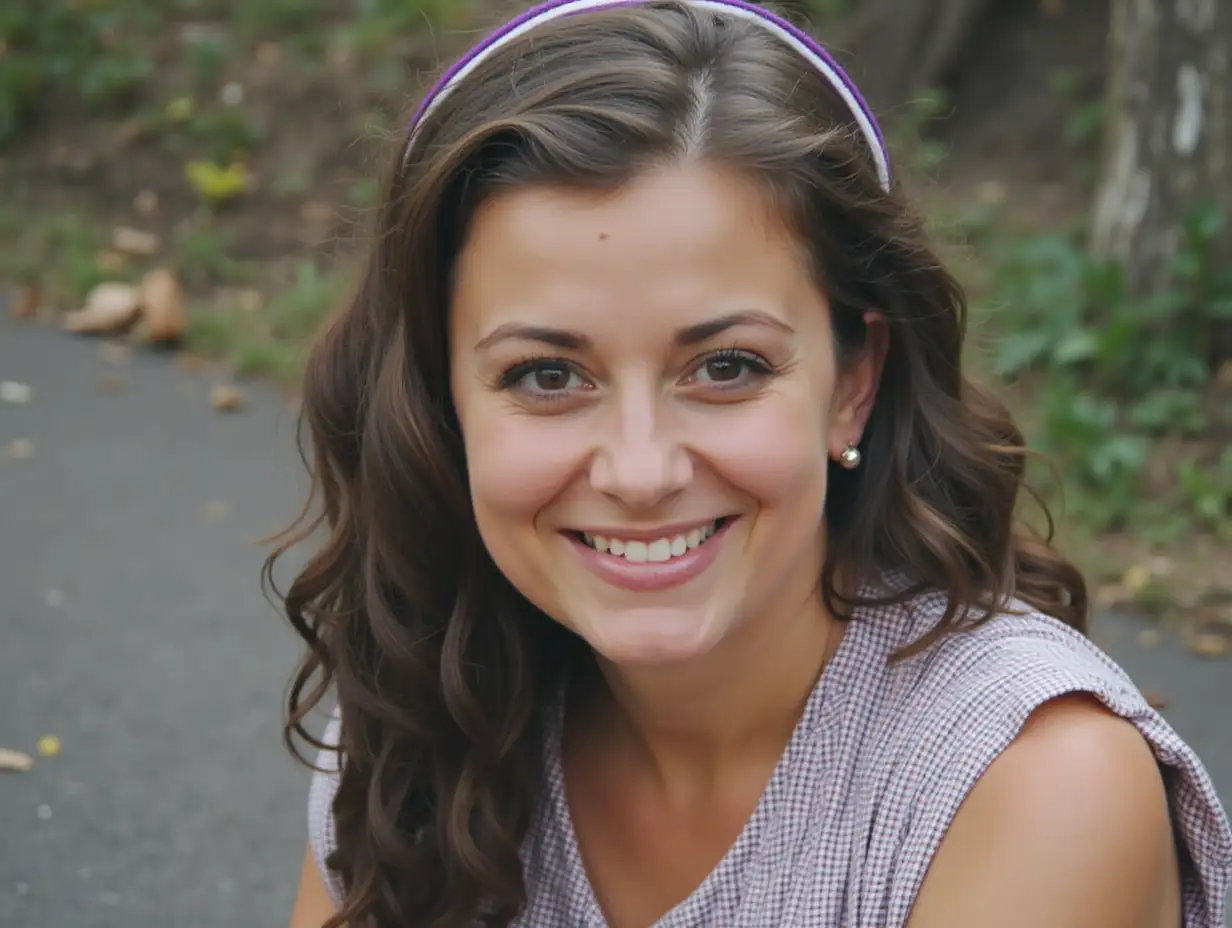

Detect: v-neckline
541,615,868,927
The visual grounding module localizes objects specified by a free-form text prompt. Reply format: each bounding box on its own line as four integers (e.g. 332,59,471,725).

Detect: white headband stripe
408,0,891,192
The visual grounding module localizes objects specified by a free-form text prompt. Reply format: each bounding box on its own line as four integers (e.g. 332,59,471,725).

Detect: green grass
184,259,352,381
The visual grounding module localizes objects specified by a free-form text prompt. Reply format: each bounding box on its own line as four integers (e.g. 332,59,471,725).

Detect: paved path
1,316,1229,927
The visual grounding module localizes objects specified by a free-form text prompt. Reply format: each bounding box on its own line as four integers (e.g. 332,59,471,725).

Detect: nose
588,389,692,509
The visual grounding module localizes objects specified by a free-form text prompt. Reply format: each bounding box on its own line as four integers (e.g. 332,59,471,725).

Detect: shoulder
906,693,1177,927
850,591,1231,926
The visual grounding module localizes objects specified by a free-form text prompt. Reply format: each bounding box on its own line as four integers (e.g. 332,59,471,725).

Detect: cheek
463,413,583,526
697,392,832,506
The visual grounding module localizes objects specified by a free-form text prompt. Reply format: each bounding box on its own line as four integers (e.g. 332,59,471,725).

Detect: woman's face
450,163,880,667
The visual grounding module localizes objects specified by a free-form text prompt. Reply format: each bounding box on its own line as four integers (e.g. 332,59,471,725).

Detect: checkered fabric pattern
308,587,1232,926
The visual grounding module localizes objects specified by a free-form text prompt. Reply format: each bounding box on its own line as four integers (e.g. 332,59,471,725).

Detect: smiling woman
269,2,1232,927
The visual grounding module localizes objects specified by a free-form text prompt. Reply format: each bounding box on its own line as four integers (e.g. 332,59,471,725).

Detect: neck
589,587,843,782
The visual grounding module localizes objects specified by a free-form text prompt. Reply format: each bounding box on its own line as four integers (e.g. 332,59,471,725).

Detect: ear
828,312,888,458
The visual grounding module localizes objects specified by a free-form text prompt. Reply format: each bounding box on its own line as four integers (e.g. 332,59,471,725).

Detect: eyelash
496,348,778,403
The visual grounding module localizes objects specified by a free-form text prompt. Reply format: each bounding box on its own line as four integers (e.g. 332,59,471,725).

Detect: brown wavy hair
266,3,1088,925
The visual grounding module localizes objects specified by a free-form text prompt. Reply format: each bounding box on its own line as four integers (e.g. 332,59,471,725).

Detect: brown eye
691,350,773,387
704,357,744,382
533,365,572,391
498,358,587,400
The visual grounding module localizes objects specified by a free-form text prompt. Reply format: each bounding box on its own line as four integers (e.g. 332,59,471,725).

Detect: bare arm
289,842,338,928
907,694,1182,928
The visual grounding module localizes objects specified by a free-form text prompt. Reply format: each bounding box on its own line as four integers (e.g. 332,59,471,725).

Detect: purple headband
404,0,892,191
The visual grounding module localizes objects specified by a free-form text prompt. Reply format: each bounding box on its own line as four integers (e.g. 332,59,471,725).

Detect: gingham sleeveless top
308,589,1232,926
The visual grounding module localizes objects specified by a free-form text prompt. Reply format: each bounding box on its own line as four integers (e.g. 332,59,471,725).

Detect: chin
580,605,731,667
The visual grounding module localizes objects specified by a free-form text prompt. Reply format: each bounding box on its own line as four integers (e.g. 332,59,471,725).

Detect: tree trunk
1091,0,1232,366
827,0,994,113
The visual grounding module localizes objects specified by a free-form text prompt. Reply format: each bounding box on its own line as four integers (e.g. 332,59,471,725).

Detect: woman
277,1,1231,925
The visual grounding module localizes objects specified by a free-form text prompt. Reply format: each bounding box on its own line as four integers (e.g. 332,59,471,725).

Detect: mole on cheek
598,232,609,241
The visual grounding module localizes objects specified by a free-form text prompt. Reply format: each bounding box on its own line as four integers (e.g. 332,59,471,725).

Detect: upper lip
565,518,728,541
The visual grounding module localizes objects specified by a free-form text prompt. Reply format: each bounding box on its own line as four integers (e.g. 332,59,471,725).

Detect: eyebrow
473,309,795,353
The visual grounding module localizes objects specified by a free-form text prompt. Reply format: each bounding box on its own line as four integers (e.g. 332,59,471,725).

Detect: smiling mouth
572,518,730,564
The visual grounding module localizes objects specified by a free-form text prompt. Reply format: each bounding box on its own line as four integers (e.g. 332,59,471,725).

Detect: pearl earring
838,444,862,469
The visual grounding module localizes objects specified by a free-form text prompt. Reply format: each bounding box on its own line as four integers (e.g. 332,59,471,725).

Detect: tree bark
826,0,993,113
1091,0,1232,365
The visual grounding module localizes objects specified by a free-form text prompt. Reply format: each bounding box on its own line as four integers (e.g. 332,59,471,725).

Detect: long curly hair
265,3,1088,925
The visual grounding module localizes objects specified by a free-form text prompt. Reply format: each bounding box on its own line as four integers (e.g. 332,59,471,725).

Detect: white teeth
647,539,672,562
624,541,649,562
580,520,723,563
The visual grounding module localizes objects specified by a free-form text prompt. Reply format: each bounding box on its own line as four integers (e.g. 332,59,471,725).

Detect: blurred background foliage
1,0,1229,613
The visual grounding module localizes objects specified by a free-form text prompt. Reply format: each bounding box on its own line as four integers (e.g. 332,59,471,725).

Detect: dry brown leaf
63,282,141,335
138,268,186,343
1137,628,1162,649
6,438,34,460
210,384,247,412
236,288,263,313
134,189,159,217
112,226,160,256
1143,691,1169,710
10,283,40,319
256,42,281,66
0,748,34,773
95,250,127,273
1188,632,1229,659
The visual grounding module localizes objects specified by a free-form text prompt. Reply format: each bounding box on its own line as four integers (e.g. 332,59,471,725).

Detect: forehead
450,163,822,342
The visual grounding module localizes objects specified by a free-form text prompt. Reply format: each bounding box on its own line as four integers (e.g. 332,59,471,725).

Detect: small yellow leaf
1123,563,1152,593
165,96,194,122
36,735,60,758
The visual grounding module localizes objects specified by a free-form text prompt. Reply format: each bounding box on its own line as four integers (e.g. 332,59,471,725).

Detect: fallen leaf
112,226,160,256
300,200,334,226
10,283,40,319
96,250,127,273
99,342,131,365
6,438,34,460
134,189,159,217
1143,690,1169,710
177,353,207,374
1137,628,1162,649
101,373,126,393
63,282,141,335
220,82,244,106
0,748,34,772
210,384,247,412
1216,361,1232,388
138,268,186,343
202,500,232,521
256,41,281,66
36,735,60,758
1188,632,1229,659
1123,563,1152,593
1,380,33,404
236,288,263,313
